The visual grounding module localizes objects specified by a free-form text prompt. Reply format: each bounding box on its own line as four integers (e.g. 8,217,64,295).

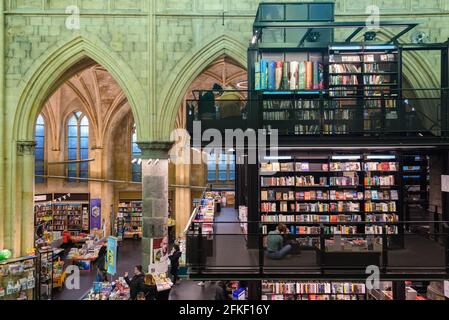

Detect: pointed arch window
207,151,236,182
35,115,46,184
131,126,142,182
67,112,89,182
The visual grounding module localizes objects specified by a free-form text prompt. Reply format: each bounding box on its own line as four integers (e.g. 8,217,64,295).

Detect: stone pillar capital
137,141,173,159
17,141,36,156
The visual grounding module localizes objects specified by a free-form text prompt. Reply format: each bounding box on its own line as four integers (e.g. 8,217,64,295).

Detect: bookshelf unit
254,45,400,136
259,153,403,250
53,204,89,233
34,204,53,228
261,281,366,300
34,197,90,236
328,46,400,135
118,201,143,239
402,155,429,208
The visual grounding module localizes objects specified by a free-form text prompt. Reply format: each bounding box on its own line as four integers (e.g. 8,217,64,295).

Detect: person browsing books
266,223,292,260
168,244,182,285
124,265,147,300
198,83,223,119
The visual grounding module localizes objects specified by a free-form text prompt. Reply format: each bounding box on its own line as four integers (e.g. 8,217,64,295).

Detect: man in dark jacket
124,265,146,300
96,246,108,282
198,83,223,119
168,244,182,284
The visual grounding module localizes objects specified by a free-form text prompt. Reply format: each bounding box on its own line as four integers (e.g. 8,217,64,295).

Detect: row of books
263,294,365,300
329,75,359,86
365,175,395,186
262,281,366,294
366,225,398,234
261,214,363,223
365,99,397,108
324,109,353,120
266,225,359,235
365,201,397,212
262,110,320,121
329,64,361,73
364,75,394,85
263,225,372,235
261,176,329,187
366,214,399,223
261,190,366,201
364,162,398,171
330,162,361,171
365,190,399,200
263,100,320,110
329,54,396,63
261,202,361,213
255,60,324,91
329,88,394,97
329,175,359,187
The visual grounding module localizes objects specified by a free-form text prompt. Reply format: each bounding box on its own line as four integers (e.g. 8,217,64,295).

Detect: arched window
35,115,46,184
131,127,142,182
207,151,236,182
67,112,89,181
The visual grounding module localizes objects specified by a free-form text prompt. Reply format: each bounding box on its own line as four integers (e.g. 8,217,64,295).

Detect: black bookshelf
261,281,366,300
259,153,403,250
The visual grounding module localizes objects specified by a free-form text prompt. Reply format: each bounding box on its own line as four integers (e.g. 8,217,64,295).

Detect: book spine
254,62,261,90
313,61,320,89
305,61,313,90
298,62,306,90
275,61,283,90
260,60,268,90
290,61,299,90
268,61,277,90
281,61,290,90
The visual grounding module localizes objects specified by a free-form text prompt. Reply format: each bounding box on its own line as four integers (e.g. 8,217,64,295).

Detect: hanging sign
107,236,118,275
90,199,102,230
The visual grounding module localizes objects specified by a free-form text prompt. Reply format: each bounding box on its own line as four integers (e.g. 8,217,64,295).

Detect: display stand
0,256,37,301
37,249,53,300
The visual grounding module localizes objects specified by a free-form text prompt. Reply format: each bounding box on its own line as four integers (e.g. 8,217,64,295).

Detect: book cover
305,61,313,90
298,62,306,89
281,61,290,90
313,61,320,89
268,61,277,90
275,61,283,90
260,59,269,90
290,61,299,90
255,62,261,90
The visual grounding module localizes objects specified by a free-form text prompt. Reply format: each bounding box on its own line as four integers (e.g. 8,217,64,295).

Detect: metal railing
186,88,448,139
185,219,449,279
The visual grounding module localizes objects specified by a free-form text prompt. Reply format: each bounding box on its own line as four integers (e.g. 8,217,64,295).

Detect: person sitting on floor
266,223,292,260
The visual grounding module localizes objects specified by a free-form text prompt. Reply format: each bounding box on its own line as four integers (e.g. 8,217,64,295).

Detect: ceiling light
364,31,377,41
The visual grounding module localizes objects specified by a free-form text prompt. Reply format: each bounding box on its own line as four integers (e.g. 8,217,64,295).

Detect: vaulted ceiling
41,64,132,150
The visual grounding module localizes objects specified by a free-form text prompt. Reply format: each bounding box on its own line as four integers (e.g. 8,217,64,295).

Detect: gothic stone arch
7,35,147,256
158,35,248,140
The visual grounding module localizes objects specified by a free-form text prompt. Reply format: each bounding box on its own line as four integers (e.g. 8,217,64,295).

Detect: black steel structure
185,2,449,282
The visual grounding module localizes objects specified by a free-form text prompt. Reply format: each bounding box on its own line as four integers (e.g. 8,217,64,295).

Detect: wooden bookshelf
118,201,143,239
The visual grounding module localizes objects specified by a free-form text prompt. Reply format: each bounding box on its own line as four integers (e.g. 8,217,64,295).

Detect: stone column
175,162,191,237
0,0,4,250
138,141,172,270
17,141,36,256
